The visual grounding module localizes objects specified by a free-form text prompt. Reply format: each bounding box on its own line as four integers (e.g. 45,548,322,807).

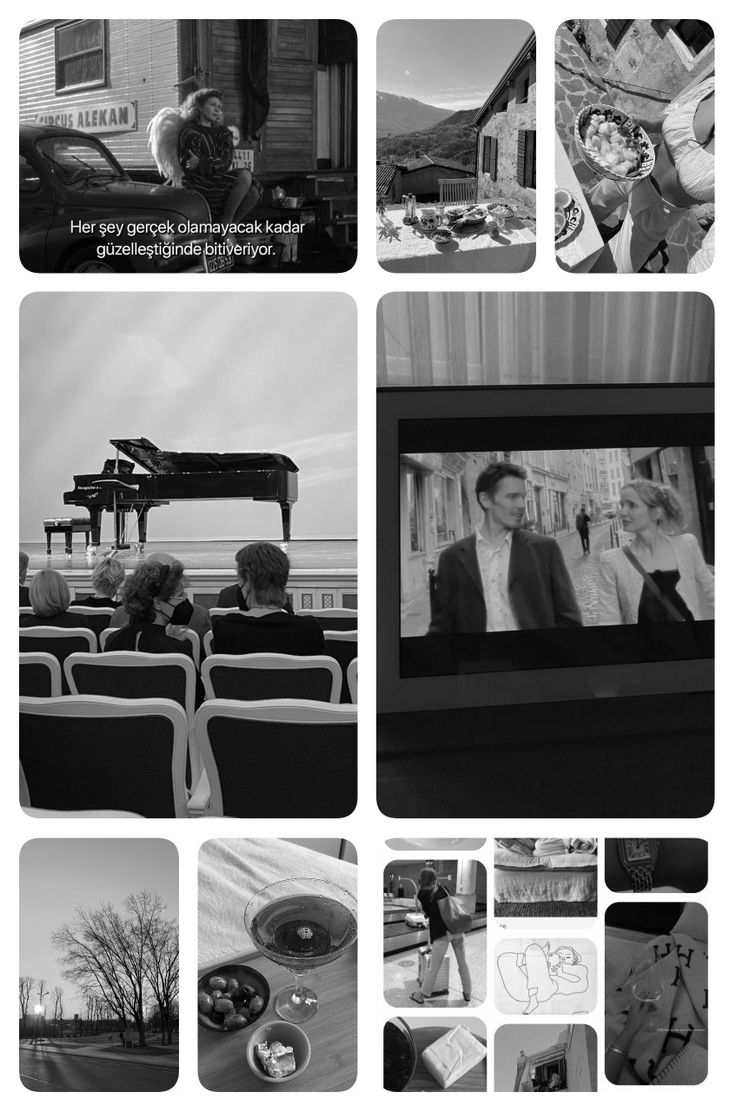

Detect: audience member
213,542,323,655
70,554,125,608
20,570,91,628
217,543,294,613
108,553,211,641
105,561,195,655
19,551,30,605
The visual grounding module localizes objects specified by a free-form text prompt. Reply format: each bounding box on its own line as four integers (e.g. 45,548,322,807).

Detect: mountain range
377,91,456,138
377,105,481,169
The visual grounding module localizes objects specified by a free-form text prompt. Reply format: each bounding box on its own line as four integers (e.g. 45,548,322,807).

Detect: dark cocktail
245,879,357,1023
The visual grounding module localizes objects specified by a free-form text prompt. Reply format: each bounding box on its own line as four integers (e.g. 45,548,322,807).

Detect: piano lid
110,438,299,475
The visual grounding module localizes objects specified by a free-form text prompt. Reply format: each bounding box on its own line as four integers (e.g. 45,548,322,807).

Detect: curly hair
235,542,289,608
180,87,224,121
91,554,125,598
121,555,185,623
29,569,70,618
621,479,686,531
475,461,527,507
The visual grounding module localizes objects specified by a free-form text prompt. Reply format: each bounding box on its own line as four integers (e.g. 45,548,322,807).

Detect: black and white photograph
385,838,485,851
376,20,535,273
605,838,708,893
495,1024,597,1091
384,1016,487,1091
494,839,597,919
555,19,714,273
605,902,707,1085
19,292,357,818
495,936,597,1016
19,19,357,273
19,839,178,1092
383,858,486,1007
376,291,714,819
198,838,357,1092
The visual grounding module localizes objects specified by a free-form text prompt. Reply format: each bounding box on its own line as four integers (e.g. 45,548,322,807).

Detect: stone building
567,20,713,98
514,1025,597,1091
474,30,535,208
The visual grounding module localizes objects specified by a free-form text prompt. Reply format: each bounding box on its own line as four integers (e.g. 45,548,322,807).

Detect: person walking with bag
410,868,473,1005
597,480,714,625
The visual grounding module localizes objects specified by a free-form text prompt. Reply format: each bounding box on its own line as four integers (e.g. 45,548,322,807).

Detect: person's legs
586,175,634,223
415,935,450,1000
451,934,472,998
604,178,687,274
222,170,262,225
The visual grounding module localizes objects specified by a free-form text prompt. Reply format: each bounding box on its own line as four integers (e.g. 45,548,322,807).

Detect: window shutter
516,130,526,186
605,19,633,48
482,137,491,174
491,137,498,182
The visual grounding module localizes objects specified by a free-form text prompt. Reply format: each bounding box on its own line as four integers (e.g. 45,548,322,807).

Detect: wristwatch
616,839,660,892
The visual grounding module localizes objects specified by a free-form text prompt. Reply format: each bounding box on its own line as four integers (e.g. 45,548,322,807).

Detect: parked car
19,123,225,273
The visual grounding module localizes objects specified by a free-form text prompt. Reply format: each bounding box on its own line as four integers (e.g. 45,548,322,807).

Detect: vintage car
19,123,224,273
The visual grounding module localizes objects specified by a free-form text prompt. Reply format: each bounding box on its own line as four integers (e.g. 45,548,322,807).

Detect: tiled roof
402,155,473,174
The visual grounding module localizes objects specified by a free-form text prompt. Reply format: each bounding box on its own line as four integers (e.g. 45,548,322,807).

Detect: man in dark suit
428,462,582,633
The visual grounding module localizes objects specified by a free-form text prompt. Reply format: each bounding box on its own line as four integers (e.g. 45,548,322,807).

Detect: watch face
625,839,652,862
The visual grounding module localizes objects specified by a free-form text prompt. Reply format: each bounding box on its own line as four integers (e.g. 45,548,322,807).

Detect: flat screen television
377,383,714,714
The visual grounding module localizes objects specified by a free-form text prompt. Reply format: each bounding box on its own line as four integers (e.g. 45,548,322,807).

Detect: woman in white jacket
597,480,714,625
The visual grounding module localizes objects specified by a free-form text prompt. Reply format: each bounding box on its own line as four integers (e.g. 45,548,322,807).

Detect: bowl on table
245,1020,311,1084
574,103,655,182
198,963,270,1032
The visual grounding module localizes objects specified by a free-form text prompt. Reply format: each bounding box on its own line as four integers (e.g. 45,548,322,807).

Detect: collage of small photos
12,6,726,1107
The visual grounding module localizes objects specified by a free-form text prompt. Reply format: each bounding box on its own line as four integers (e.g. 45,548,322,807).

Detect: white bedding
199,838,357,965
494,847,598,870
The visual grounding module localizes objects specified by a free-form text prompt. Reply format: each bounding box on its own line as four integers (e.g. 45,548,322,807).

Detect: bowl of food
432,226,453,245
245,1020,311,1084
384,1017,417,1092
486,214,506,235
488,202,515,218
198,964,269,1032
575,104,655,181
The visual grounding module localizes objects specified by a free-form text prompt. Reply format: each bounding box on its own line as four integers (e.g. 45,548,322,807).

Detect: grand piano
63,438,299,547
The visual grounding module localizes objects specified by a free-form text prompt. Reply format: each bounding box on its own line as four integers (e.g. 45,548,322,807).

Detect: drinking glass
631,966,665,1032
244,878,357,1023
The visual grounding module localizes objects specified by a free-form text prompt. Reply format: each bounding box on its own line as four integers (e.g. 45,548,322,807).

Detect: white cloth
474,525,519,631
597,533,714,625
661,75,715,203
198,838,357,965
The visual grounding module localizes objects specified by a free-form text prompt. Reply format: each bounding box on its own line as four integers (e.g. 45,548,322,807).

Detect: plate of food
450,206,488,232
198,963,270,1032
488,202,516,218
575,104,655,181
555,196,583,246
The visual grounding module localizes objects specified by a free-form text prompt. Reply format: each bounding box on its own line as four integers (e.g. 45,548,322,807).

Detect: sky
494,1023,567,1090
19,293,356,543
377,20,532,110
19,839,178,1016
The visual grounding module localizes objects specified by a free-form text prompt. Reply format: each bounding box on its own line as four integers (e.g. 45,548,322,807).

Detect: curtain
377,292,714,386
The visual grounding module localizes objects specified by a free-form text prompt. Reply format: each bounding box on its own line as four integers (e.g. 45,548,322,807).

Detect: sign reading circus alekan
35,101,137,134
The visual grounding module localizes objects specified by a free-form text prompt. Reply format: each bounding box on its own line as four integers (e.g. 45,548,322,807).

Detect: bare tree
52,987,64,1037
19,976,34,1036
52,890,178,1048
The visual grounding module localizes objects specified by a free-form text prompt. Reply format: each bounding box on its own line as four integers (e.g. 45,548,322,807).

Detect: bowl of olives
198,964,270,1032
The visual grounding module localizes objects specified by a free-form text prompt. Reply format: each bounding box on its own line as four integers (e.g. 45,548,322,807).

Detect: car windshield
35,136,126,186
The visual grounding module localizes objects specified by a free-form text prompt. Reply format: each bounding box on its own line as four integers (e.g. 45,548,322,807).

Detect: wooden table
377,207,535,273
198,947,356,1092
555,133,604,273
403,1027,487,1092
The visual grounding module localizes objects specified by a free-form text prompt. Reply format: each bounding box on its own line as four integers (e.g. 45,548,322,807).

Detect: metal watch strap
628,862,655,893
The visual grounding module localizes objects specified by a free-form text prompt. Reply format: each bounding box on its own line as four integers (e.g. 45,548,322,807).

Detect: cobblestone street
558,520,618,626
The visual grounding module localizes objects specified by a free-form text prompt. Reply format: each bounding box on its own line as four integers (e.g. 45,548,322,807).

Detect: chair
64,651,200,782
19,606,33,616
100,625,200,668
20,652,62,697
347,657,357,704
201,653,342,703
209,607,240,618
295,608,358,631
20,696,190,818
67,606,116,645
438,177,477,205
195,700,357,817
324,630,358,703
19,627,97,694
203,630,215,658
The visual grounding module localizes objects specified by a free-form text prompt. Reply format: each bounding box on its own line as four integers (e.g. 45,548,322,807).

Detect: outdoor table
555,133,604,273
403,1025,487,1092
198,946,357,1091
377,205,535,273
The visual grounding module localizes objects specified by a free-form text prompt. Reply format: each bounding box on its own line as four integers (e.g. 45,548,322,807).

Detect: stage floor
23,538,356,573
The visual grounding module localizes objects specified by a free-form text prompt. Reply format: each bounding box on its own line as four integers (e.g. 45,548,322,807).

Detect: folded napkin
422,1025,486,1089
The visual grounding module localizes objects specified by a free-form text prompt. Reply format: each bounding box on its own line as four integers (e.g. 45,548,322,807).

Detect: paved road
558,521,617,626
19,1043,177,1092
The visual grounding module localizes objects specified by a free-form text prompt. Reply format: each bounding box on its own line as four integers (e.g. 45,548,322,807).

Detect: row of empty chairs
20,696,357,818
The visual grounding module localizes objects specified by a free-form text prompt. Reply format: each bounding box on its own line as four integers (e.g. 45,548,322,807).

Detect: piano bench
44,517,91,555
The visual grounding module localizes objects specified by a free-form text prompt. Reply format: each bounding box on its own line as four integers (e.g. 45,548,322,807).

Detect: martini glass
244,878,357,1024
631,966,665,1032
